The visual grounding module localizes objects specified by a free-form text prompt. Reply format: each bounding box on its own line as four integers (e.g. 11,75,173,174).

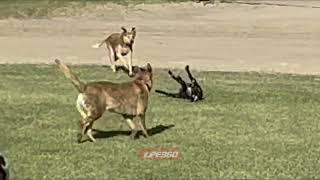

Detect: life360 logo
139,148,181,160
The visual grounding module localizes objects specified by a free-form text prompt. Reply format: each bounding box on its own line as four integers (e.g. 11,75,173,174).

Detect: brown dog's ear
121,27,127,33
132,66,141,74
131,27,136,39
146,63,152,72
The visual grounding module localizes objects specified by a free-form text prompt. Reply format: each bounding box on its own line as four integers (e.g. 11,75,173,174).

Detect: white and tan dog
92,27,136,76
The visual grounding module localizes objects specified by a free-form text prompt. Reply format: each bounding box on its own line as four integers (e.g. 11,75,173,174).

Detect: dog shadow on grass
102,65,142,77
92,124,175,139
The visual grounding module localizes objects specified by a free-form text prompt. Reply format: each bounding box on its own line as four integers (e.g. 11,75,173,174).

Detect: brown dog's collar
142,83,151,94
134,79,151,94
146,84,151,92
144,83,151,93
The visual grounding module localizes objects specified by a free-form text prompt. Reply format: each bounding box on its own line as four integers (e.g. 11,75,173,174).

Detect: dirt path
0,2,320,74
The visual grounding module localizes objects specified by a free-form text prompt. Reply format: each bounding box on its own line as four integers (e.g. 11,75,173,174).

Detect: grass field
1,64,320,179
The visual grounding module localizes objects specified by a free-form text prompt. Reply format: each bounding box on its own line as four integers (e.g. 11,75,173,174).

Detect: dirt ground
0,1,320,74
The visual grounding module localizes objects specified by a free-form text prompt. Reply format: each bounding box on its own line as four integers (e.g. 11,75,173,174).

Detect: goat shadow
92,124,175,140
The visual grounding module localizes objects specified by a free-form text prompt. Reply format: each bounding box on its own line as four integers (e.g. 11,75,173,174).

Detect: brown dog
92,27,136,76
54,59,153,143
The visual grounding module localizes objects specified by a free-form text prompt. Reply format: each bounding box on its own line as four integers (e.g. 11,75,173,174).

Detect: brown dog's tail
91,40,105,49
54,59,85,93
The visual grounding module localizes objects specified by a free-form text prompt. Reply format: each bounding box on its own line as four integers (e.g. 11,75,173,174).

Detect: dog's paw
185,65,190,70
168,70,173,75
130,131,139,140
77,134,84,143
130,134,136,140
77,138,83,144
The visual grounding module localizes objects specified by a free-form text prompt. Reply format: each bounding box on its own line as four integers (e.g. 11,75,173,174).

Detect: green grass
0,0,189,19
1,64,320,179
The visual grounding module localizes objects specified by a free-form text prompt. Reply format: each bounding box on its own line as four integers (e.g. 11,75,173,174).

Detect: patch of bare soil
0,1,319,74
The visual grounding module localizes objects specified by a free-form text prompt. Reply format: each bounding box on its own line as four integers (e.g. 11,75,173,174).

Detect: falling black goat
155,65,203,102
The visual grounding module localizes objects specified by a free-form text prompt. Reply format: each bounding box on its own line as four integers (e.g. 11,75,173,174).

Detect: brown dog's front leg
116,52,129,69
138,114,149,138
130,128,138,140
127,51,133,76
125,118,137,139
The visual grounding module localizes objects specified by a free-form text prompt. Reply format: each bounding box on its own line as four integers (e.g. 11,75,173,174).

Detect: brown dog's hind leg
107,44,116,73
84,105,103,143
77,98,102,143
79,114,100,143
86,121,96,142
78,119,90,143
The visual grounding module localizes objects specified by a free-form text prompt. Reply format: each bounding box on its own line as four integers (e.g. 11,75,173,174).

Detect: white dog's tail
91,40,105,49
